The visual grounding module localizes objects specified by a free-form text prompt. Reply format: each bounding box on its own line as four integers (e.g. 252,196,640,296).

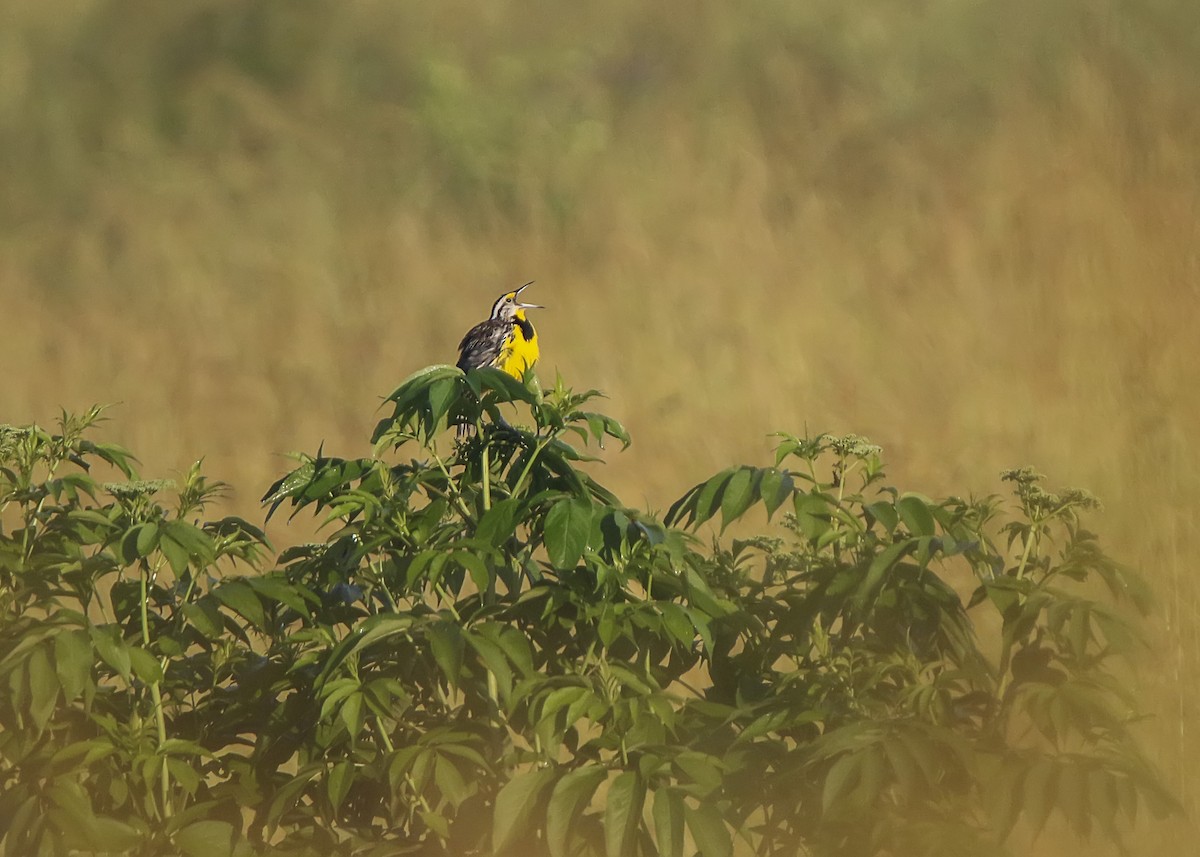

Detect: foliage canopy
0,373,1174,856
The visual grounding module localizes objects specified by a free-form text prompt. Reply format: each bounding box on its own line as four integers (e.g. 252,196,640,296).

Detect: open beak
515,281,544,309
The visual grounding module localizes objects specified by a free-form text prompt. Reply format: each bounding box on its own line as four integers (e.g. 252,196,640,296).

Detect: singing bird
455,283,543,436
455,282,543,380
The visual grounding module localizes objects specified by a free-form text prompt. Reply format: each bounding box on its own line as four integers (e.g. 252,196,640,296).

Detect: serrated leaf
84,816,144,853
855,539,916,605
340,692,364,742
659,603,695,649
127,646,163,685
89,627,131,680
135,522,160,557
684,802,731,857
477,498,522,547
213,581,267,629
652,788,685,857
435,754,471,807
865,500,899,533
493,768,555,854
546,766,606,857
53,629,92,701
163,520,216,564
544,497,593,570
244,575,315,615
466,633,515,705
27,644,59,732
1022,758,1057,838
159,533,190,575
897,494,937,537
427,377,458,432
759,468,793,520
693,468,734,528
175,820,234,857
719,467,755,530
429,622,465,691
261,460,316,508
327,761,355,811
664,483,702,528
604,771,645,857
822,753,860,815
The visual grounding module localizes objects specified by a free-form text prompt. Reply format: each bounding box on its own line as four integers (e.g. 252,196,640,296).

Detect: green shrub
0,375,1175,856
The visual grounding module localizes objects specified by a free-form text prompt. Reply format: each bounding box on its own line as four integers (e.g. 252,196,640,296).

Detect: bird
456,282,543,379
455,282,543,435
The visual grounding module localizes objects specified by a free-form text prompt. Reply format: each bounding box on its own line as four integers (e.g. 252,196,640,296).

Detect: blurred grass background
1,0,1197,852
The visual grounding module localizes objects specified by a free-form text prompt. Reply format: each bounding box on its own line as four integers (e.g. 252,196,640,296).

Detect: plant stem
510,434,553,499
481,443,491,512
140,559,171,818
1014,521,1039,580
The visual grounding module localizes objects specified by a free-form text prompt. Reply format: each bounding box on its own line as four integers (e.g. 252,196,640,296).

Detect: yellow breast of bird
497,313,539,379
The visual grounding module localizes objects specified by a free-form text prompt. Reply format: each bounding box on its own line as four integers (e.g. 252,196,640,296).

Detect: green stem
20,460,59,566
374,715,395,753
481,443,491,512
140,560,171,818
1013,522,1039,580
429,449,474,520
432,582,462,621
510,434,553,499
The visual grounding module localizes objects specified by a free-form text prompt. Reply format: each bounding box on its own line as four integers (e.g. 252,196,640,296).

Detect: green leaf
245,575,315,615
822,753,861,814
175,820,234,857
1057,761,1090,837
128,646,164,685
477,498,522,547
182,598,224,639
261,459,316,508
792,491,833,542
865,500,899,533
163,520,216,565
684,802,731,857
53,629,92,701
435,755,472,807
719,467,755,529
659,603,696,649
27,644,59,732
159,533,190,575
135,522,160,557
493,768,555,854
855,539,916,605
693,468,734,528
652,788,685,857
546,765,607,857
85,817,144,853
604,771,645,857
340,692,365,742
454,550,492,593
466,633,515,705
673,752,723,796
428,377,458,432
544,497,594,570
897,494,937,537
90,627,131,680
758,468,793,520
327,761,355,811
213,581,267,629
429,622,466,690
1022,758,1057,838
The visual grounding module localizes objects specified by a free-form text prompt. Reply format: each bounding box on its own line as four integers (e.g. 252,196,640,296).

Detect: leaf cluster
0,379,1175,856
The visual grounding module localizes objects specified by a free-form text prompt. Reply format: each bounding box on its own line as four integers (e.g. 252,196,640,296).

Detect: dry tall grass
2,0,1197,852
